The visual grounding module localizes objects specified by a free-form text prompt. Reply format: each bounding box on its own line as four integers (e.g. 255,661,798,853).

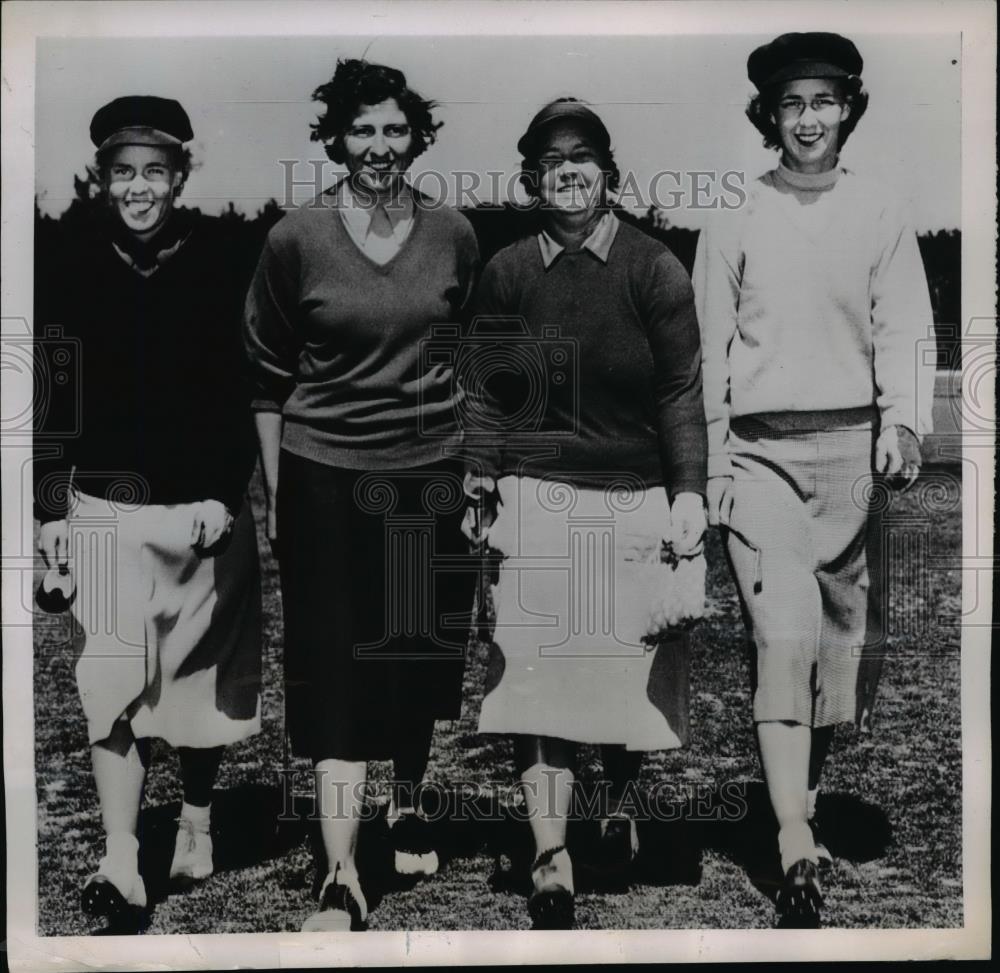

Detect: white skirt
477,476,705,751
68,491,262,747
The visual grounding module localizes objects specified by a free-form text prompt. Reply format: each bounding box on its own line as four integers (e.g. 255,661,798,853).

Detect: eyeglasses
776,96,844,119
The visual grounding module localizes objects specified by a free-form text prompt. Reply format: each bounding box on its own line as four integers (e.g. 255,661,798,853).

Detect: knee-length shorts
725,413,887,730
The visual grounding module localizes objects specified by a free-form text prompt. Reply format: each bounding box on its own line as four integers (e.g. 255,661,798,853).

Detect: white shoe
169,818,213,883
388,809,439,878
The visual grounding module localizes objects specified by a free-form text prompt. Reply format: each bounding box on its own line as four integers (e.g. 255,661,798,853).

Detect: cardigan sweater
244,183,480,470
464,215,707,499
692,163,936,479
32,212,259,523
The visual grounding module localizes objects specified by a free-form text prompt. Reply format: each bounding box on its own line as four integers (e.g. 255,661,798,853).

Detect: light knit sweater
693,163,935,479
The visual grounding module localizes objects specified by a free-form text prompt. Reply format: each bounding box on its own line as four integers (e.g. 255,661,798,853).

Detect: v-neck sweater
245,185,479,470
32,214,259,522
693,164,936,479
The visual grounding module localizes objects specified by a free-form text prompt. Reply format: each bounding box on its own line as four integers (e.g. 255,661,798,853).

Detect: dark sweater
465,218,707,498
33,211,258,523
244,184,480,470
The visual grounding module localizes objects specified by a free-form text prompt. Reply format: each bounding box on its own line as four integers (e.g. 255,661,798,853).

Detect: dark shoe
81,874,147,933
593,814,639,882
776,859,823,929
301,866,367,932
527,845,575,930
389,811,439,878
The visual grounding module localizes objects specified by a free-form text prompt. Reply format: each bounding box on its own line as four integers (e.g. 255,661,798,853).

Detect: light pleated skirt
477,476,705,751
69,491,262,747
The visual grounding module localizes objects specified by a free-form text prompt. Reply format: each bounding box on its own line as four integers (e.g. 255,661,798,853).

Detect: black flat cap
748,32,863,90
517,98,611,157
90,96,193,151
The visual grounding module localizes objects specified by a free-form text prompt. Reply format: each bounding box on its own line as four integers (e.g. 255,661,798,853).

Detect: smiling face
342,98,416,194
105,144,182,240
535,122,606,215
773,78,850,174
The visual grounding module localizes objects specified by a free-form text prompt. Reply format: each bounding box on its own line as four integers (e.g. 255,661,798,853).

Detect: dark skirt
277,450,477,762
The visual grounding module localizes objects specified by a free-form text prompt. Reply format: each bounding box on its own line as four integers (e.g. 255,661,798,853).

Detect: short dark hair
518,97,621,200
745,75,869,150
95,144,194,195
310,58,442,164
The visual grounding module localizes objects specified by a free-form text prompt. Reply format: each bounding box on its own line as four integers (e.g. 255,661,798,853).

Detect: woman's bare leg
756,721,815,872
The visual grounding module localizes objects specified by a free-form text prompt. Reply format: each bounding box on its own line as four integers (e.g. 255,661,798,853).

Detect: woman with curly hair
693,33,935,926
34,96,262,930
245,59,479,931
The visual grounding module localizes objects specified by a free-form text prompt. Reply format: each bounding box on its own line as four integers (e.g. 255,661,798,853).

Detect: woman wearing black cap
464,98,707,928
245,59,479,932
693,33,935,926
34,96,262,929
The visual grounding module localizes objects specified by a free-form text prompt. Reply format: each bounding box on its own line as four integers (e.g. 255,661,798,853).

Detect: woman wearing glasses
245,58,479,932
693,32,934,926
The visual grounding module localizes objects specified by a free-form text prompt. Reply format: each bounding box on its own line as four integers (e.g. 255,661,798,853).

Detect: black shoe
593,815,638,884
527,845,575,930
81,875,147,933
389,811,440,878
776,859,823,929
301,868,367,932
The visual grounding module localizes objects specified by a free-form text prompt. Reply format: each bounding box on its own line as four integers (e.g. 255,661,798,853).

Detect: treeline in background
35,172,961,369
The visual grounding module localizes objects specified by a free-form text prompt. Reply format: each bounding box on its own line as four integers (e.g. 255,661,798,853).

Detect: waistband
732,407,876,436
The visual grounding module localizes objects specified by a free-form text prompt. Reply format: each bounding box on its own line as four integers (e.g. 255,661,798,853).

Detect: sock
99,832,145,905
180,801,211,833
777,822,818,874
105,831,139,866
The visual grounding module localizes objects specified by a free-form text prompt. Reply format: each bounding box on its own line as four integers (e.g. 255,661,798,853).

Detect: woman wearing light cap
465,97,707,929
34,96,261,930
693,33,934,926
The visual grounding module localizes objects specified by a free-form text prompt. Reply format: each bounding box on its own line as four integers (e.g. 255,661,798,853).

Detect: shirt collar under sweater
337,179,414,238
537,210,620,269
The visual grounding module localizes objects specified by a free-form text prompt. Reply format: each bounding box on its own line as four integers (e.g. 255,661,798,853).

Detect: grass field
33,469,964,934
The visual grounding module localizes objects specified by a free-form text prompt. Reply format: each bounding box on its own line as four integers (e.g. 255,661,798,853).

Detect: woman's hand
191,500,235,556
706,476,734,527
265,494,279,549
670,491,707,556
462,473,497,546
875,425,922,490
38,519,70,569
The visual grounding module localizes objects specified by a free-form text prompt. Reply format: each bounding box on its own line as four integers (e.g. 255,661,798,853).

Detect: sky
35,33,961,230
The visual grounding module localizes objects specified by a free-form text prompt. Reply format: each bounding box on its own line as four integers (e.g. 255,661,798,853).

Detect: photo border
2,1,994,967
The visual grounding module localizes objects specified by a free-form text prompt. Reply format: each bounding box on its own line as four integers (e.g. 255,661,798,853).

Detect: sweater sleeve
870,201,936,441
641,250,708,499
204,231,261,512
243,232,301,414
33,225,75,523
692,217,741,479
460,254,511,480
